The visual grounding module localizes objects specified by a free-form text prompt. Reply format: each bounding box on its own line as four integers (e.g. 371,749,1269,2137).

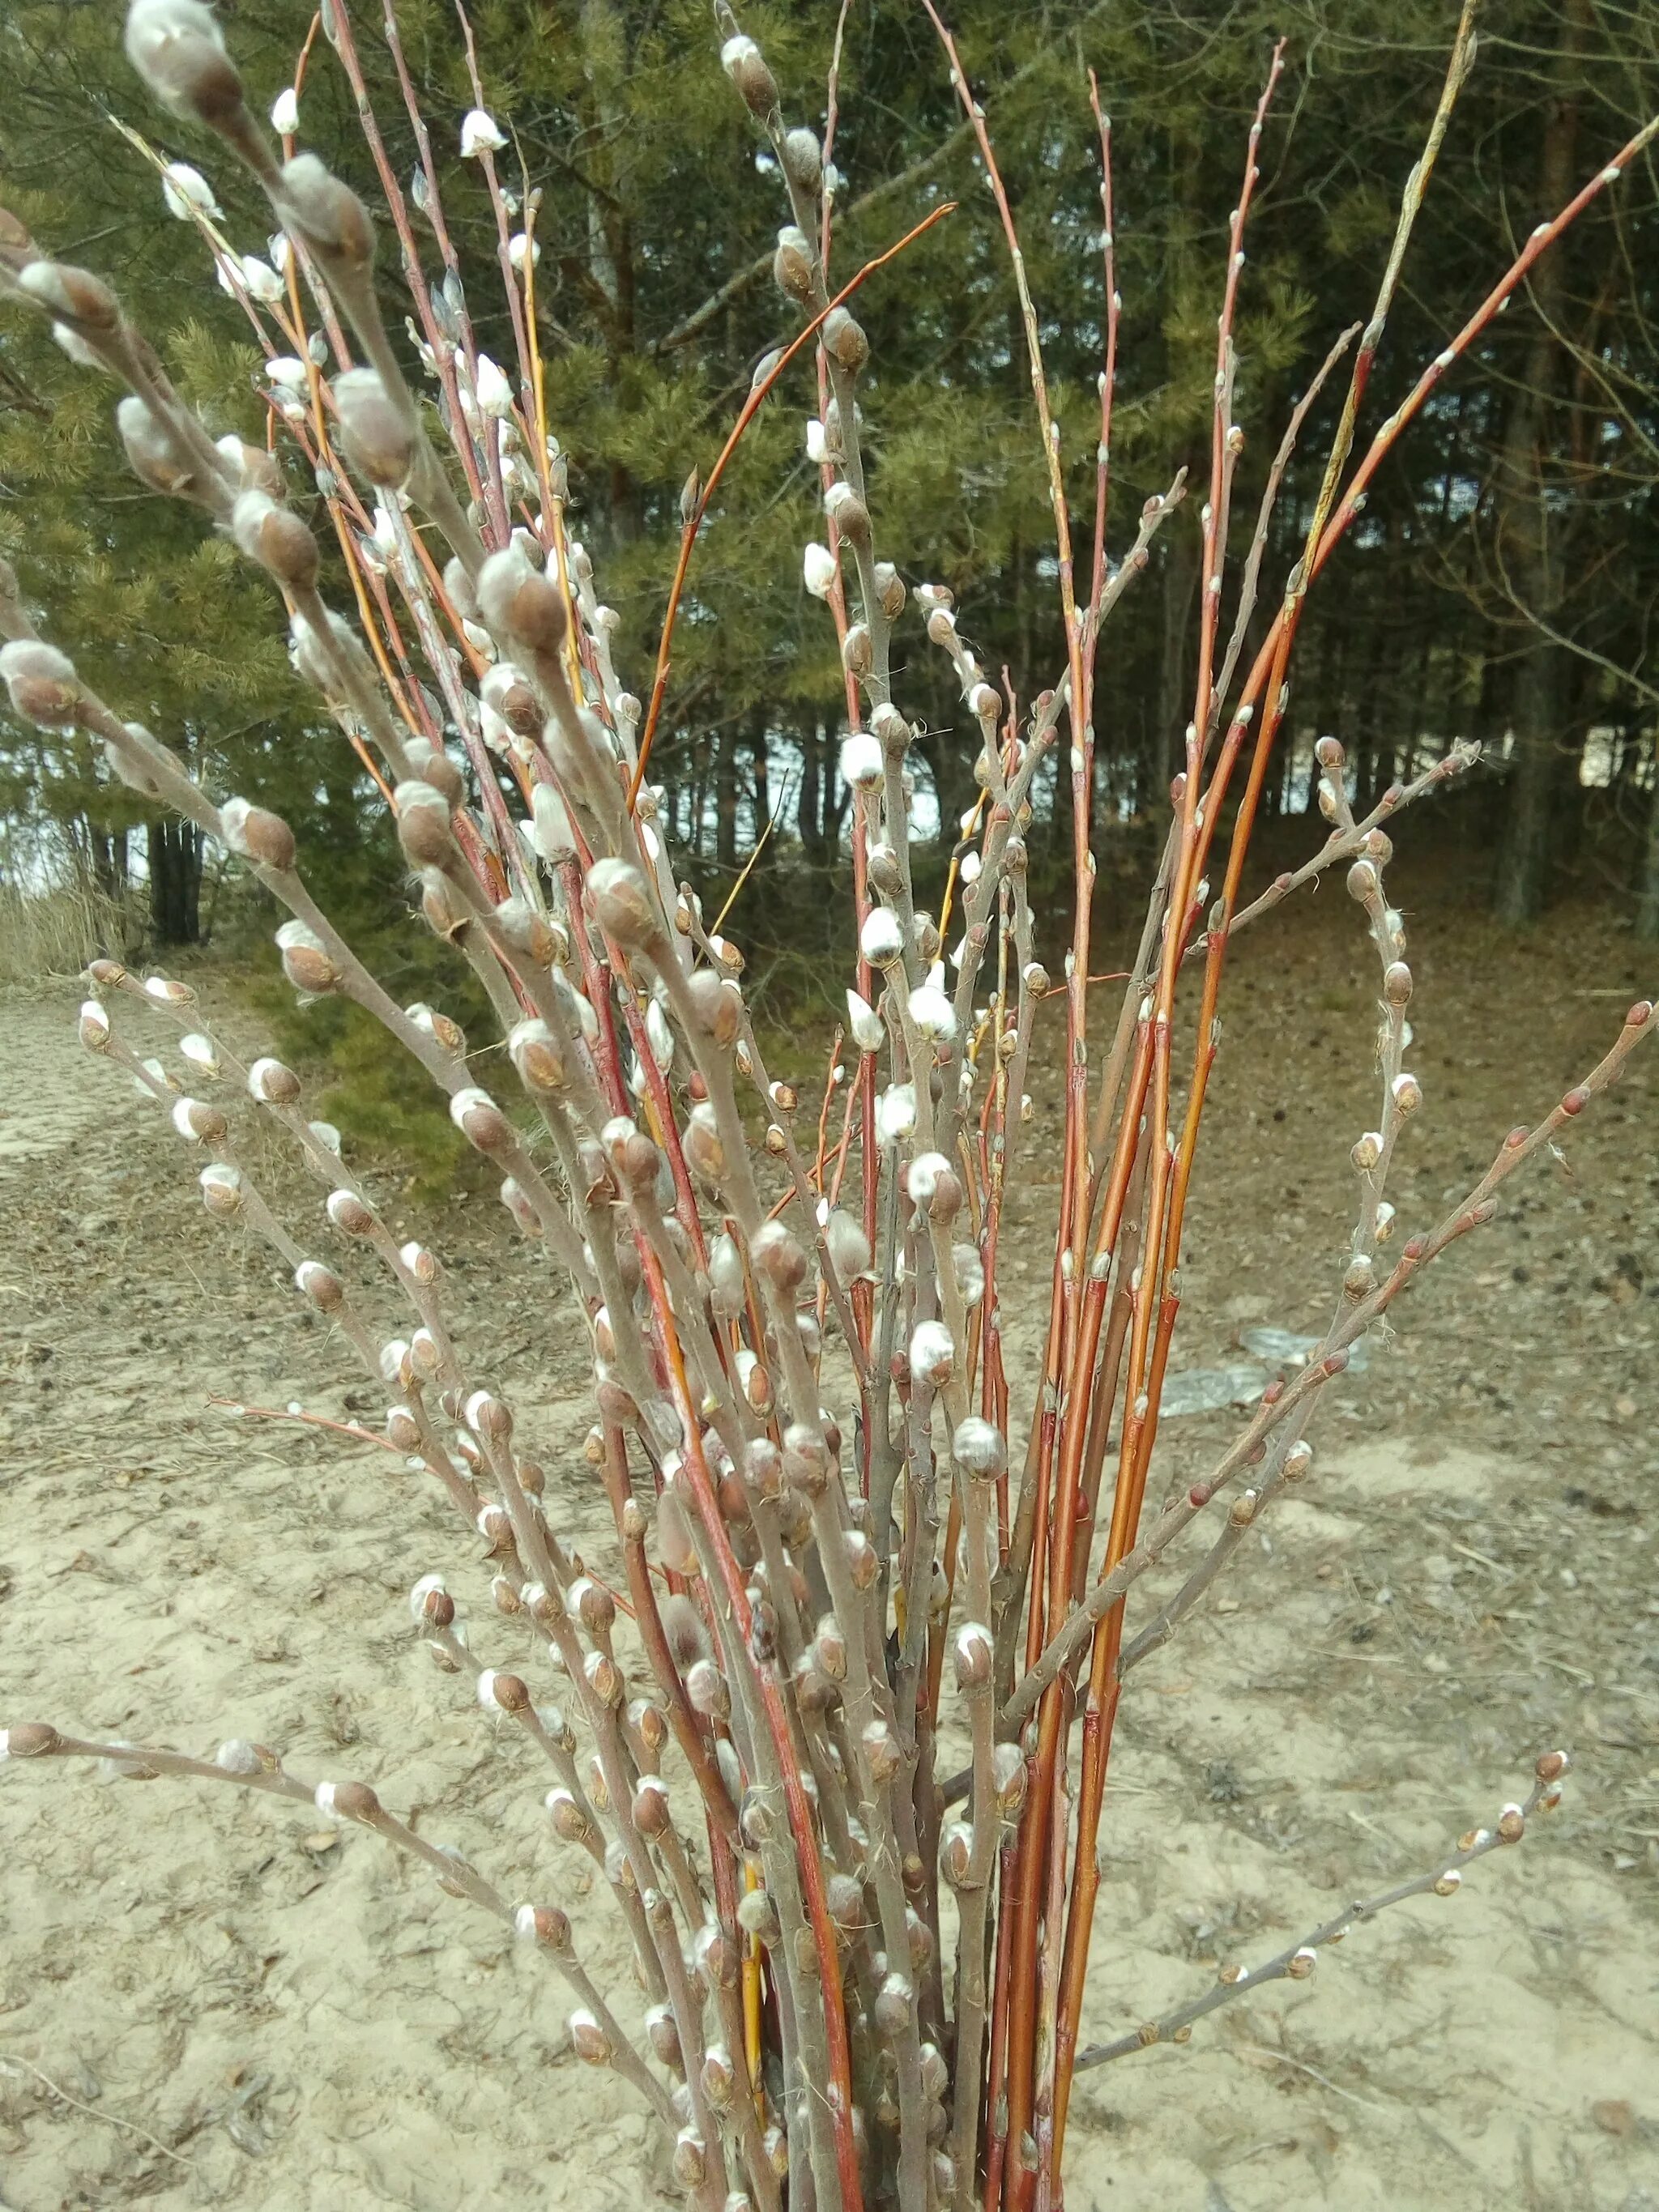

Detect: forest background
2,0,1656,1127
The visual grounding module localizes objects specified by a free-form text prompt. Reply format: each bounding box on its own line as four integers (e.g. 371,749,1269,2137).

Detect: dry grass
0,876,143,989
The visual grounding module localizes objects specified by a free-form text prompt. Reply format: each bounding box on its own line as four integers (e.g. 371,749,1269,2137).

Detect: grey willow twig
1073,1758,1567,2070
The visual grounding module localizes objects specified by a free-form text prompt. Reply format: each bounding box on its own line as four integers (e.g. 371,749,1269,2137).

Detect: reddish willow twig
1,5,1653,2211
207,1396,400,1452
628,199,957,809
1003,995,1656,1730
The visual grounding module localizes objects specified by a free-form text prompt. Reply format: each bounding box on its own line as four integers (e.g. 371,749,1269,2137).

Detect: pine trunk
147,817,203,945
1491,4,1585,923
1636,749,1659,940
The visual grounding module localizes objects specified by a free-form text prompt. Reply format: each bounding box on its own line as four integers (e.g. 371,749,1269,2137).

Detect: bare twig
1073,1760,1566,2070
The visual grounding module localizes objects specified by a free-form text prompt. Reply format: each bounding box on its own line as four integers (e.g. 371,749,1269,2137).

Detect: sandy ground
1,870,1657,2212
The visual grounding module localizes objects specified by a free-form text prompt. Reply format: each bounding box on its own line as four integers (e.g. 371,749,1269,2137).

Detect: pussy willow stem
629,202,955,808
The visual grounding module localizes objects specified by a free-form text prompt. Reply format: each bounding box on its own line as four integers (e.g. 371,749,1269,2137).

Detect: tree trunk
689,737,710,859
752,735,770,864
1496,643,1567,919
1472,646,1513,755
914,724,975,865
1155,518,1198,799
1363,509,1411,808
1323,618,1353,767
90,824,127,897
577,0,644,554
1491,6,1585,923
1546,654,1597,879
799,722,827,866
1636,739,1659,941
1148,115,1205,812
1391,624,1434,794
148,817,202,945
715,727,739,871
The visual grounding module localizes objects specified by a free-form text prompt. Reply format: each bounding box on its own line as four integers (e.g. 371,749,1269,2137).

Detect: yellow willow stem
742,1860,766,2120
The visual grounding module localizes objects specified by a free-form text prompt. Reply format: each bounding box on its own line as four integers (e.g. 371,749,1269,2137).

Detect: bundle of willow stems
1,2,1652,2207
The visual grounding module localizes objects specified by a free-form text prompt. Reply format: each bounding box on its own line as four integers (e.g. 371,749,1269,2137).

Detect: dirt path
1,882,1656,2210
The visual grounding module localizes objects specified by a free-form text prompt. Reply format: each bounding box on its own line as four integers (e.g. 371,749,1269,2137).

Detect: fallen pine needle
0,2054,192,2166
